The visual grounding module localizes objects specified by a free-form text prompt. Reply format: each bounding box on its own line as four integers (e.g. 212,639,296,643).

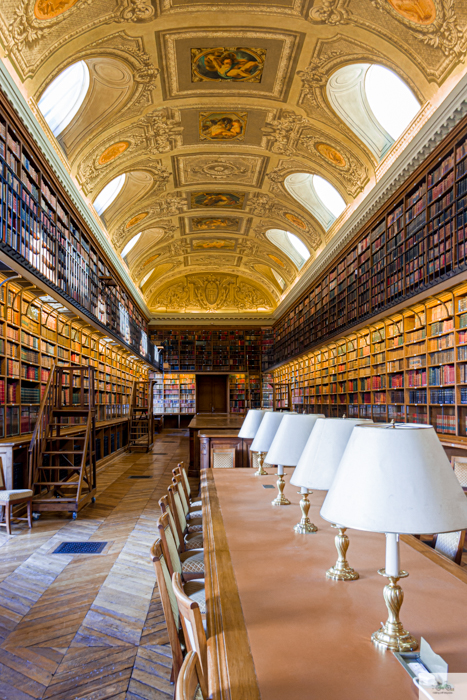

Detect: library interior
0,2,467,699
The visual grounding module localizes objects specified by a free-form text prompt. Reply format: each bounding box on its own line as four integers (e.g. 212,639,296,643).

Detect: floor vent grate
53,541,107,555
128,475,152,479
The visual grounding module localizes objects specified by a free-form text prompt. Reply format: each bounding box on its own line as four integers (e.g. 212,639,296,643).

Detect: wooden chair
150,539,184,684
165,490,203,551
211,446,236,469
158,513,204,581
174,463,202,508
0,457,33,535
173,572,208,697
173,474,203,521
434,530,466,565
176,651,207,700
451,456,467,490
170,481,203,538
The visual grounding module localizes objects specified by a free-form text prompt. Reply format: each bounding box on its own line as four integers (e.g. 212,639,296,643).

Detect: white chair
0,457,33,535
434,530,466,565
451,456,467,490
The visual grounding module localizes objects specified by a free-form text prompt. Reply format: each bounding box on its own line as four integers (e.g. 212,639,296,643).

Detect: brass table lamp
291,417,370,574
264,414,324,508
238,409,266,475
320,423,467,651
250,412,285,476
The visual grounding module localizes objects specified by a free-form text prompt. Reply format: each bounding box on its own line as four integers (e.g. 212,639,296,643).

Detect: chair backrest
160,495,181,550
149,539,183,680
168,483,188,543
172,572,208,698
158,513,182,578
173,474,191,515
0,457,5,490
434,530,466,565
451,456,467,488
211,446,235,469
176,651,207,700
173,463,191,501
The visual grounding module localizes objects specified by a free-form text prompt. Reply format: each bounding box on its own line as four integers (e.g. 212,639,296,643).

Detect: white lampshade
265,414,325,467
291,418,369,490
238,409,265,439
250,412,284,454
320,423,467,535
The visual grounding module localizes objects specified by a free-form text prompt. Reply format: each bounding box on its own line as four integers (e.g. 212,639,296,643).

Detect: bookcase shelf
273,116,467,368
0,274,148,438
273,281,467,442
151,326,274,373
0,98,154,365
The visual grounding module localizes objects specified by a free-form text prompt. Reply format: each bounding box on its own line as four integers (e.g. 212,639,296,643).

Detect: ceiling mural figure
1,0,466,318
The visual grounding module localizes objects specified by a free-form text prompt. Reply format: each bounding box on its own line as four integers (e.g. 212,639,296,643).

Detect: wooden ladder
128,380,154,453
28,365,97,519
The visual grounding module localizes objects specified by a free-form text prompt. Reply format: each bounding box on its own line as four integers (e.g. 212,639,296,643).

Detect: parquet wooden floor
0,430,190,700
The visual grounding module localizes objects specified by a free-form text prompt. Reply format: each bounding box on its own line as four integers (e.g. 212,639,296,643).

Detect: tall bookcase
0,98,153,364
151,327,274,372
272,282,467,443
273,116,467,367
0,274,148,439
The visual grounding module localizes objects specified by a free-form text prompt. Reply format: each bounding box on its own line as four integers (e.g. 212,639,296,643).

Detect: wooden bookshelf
0,274,148,440
150,326,274,372
0,97,154,365
272,282,467,443
273,115,467,368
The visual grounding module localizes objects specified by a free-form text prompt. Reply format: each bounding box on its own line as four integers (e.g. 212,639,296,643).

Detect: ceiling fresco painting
1,0,467,318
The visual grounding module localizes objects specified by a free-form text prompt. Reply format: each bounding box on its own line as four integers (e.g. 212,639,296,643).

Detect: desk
187,414,244,476
202,468,467,700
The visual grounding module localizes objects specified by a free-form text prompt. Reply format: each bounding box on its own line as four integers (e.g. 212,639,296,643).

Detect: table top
198,430,240,437
207,468,467,700
188,414,244,430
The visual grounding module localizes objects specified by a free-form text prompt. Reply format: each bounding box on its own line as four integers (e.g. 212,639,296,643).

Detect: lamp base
254,452,268,476
294,520,318,534
293,492,317,533
271,474,291,506
326,565,359,581
371,569,418,652
326,526,359,581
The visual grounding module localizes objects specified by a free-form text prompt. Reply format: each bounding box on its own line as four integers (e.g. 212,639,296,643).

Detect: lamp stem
294,488,317,534
271,471,291,506
372,536,418,651
326,525,359,581
254,451,268,476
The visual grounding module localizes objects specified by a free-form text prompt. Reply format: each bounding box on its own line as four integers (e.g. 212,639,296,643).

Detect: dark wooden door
197,375,228,413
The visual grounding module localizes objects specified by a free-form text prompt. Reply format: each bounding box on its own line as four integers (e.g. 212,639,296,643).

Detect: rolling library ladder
128,380,154,453
28,365,97,518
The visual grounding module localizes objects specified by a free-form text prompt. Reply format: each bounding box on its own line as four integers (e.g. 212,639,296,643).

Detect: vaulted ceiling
1,0,467,319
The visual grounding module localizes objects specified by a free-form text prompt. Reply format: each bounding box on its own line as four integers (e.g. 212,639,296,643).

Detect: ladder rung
37,465,79,469
46,436,86,440
43,451,84,455
34,482,79,486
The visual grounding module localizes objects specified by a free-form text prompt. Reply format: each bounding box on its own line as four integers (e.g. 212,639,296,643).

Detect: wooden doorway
196,375,228,413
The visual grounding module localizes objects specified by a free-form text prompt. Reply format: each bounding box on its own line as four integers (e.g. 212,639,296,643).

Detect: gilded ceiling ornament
315,143,347,168
192,239,236,250
126,212,149,229
115,0,156,22
98,141,129,166
151,274,273,313
191,47,266,83
189,159,248,181
262,111,309,156
308,0,350,25
370,0,465,58
34,0,80,19
7,0,93,52
135,108,183,154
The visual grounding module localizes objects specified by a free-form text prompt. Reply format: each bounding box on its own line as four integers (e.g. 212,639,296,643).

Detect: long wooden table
187,414,244,476
202,467,467,700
